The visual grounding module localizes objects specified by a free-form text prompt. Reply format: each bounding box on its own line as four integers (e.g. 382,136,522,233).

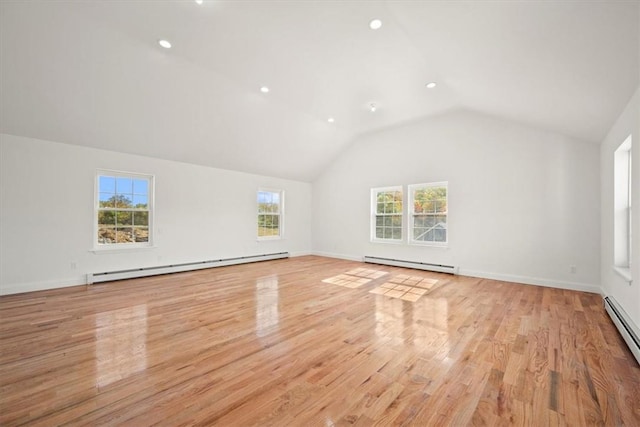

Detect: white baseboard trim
458,268,601,294
1,276,86,296
310,252,601,293
311,251,363,262
290,251,312,257
1,256,601,296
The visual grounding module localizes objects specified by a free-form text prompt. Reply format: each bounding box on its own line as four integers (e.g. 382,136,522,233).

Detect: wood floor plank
1,256,639,426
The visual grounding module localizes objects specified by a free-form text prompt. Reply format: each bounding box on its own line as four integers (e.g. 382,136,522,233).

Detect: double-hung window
409,182,448,245
371,187,403,242
96,170,153,248
614,135,632,280
257,189,283,239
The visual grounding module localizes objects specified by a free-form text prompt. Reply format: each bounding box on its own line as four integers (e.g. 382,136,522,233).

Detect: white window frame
613,135,632,281
257,188,284,240
94,169,154,250
371,186,404,243
408,182,448,247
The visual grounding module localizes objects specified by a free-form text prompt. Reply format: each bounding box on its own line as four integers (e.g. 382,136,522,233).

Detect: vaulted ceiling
1,1,638,181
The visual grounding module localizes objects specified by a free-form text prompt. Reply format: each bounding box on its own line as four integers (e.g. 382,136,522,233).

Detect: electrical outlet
570,265,576,274
70,261,78,270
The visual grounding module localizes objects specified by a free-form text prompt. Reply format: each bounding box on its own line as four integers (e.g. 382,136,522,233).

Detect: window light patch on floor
370,276,439,302
322,274,372,288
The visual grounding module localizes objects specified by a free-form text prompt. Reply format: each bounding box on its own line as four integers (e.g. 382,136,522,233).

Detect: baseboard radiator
604,296,640,365
363,256,458,275
87,252,289,285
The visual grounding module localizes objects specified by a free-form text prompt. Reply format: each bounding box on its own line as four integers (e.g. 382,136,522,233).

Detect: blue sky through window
99,176,148,206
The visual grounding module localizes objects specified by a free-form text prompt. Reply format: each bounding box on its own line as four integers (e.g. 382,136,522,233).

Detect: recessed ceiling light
369,103,377,112
260,86,270,93
158,39,172,49
327,117,335,123
426,82,437,89
195,0,203,4
369,19,382,30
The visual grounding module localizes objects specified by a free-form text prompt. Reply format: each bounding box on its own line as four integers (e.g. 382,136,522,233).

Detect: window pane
391,228,402,239
99,193,115,208
265,202,277,213
258,214,279,237
98,227,116,244
133,227,149,242
116,228,134,243
96,172,153,246
409,184,448,244
133,211,148,226
114,194,133,208
372,188,403,241
133,179,148,195
116,211,132,226
98,210,116,226
258,191,271,204
116,178,133,194
434,229,447,242
132,194,148,208
99,176,116,193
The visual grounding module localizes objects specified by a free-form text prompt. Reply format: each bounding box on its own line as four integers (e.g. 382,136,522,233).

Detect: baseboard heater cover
87,252,289,285
363,256,458,275
604,296,640,365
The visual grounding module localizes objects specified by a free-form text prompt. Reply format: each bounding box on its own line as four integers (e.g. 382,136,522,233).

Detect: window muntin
96,171,153,247
371,187,403,242
409,182,448,245
258,190,283,239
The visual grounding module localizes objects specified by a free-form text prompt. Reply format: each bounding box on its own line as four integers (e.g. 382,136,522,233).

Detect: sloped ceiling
1,1,638,181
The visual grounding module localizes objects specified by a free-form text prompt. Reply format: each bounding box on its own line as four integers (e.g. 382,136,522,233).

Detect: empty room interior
1,0,639,425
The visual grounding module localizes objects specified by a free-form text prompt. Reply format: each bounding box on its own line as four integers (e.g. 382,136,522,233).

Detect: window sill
371,239,404,245
613,266,632,282
91,245,156,255
409,241,449,248
257,237,283,242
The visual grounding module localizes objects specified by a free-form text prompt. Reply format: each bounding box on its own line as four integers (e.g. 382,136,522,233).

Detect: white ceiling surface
1,1,638,181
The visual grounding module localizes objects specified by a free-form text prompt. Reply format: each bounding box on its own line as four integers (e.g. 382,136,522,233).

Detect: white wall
0,134,312,295
312,110,601,292
600,87,640,328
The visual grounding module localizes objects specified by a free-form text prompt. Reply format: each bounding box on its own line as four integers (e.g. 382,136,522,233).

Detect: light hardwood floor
1,256,639,426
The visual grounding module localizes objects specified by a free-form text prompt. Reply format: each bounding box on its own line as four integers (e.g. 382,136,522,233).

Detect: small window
409,182,448,245
614,135,632,275
257,189,283,239
371,187,403,242
95,171,153,248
